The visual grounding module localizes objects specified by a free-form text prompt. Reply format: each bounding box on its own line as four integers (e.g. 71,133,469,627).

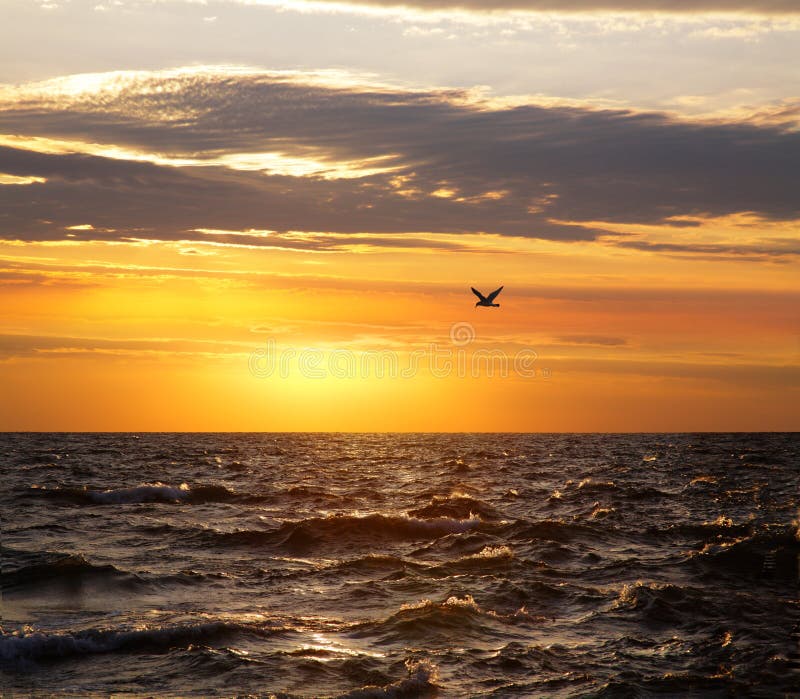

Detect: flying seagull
471,286,504,308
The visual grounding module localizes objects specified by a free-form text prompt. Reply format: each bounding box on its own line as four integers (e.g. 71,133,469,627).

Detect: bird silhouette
471,286,504,307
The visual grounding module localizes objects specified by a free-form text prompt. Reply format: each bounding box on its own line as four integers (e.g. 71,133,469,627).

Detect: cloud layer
1,69,799,252
288,0,800,14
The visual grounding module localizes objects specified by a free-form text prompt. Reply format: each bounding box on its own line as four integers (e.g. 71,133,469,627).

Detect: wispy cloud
0,333,252,361
556,334,628,346
270,0,800,14
174,0,800,18
0,172,47,185
610,238,800,261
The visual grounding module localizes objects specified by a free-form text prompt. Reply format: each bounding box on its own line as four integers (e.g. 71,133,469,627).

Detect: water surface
2,433,798,696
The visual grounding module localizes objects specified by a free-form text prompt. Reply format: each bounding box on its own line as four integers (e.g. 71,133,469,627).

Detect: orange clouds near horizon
1,229,797,431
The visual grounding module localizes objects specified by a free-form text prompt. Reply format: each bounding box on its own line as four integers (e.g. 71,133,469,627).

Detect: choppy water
2,433,799,697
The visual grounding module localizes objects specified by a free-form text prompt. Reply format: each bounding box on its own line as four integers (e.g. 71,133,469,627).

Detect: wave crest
1,552,136,591
408,494,500,521
0,621,281,664
351,594,515,645
693,527,800,579
276,513,482,551
338,659,439,698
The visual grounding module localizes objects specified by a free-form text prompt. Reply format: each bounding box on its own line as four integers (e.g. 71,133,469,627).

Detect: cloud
4,255,800,316
608,238,800,261
557,356,800,387
0,173,47,185
1,68,799,252
252,0,800,16
556,334,628,346
0,333,250,361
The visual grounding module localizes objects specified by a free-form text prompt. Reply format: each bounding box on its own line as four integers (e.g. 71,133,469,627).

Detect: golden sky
1,4,798,430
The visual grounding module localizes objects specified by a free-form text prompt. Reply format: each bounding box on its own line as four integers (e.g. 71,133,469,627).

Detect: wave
556,478,672,502
0,552,138,592
439,457,467,468
407,494,501,521
354,595,484,642
692,526,800,579
284,485,343,502
327,554,424,577
472,640,572,676
576,478,617,492
427,546,515,578
688,475,718,486
595,675,747,697
601,579,756,630
604,578,785,630
214,513,483,552
506,519,602,543
456,544,514,563
351,594,524,645
323,548,513,580
611,581,694,613
0,548,230,594
659,516,754,541
24,482,258,505
0,621,283,664
338,659,439,698
589,504,616,520
621,485,673,500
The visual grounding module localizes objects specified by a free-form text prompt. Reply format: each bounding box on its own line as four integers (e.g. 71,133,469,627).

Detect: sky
1,0,798,431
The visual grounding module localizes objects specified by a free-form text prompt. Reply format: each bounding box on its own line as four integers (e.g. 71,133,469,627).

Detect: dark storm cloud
1,71,800,247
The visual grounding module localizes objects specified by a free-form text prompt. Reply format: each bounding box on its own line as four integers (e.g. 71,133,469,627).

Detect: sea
1,433,798,697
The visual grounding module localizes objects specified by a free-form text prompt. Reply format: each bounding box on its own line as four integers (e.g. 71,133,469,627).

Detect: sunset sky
1,0,799,431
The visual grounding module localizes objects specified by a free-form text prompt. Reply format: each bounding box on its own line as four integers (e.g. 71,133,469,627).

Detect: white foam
400,594,480,613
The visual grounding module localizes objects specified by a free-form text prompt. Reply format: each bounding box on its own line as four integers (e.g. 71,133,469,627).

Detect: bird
471,286,504,308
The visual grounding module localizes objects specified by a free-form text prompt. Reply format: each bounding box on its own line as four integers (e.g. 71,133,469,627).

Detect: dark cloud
611,238,800,261
1,71,799,249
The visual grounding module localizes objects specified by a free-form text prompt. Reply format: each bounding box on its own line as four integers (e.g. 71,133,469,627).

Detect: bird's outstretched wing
471,287,487,302
486,286,504,302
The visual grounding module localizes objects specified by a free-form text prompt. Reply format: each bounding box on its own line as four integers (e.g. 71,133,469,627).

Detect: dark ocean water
1,433,798,697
